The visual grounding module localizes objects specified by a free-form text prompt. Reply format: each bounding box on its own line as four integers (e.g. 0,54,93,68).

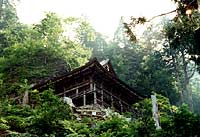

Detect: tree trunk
171,50,183,105
181,49,194,112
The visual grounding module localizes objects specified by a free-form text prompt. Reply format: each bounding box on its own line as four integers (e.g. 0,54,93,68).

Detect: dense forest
0,0,200,136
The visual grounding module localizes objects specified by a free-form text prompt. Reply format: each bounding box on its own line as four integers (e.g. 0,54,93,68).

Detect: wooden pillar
90,77,93,92
94,83,97,104
111,94,113,107
63,87,66,97
101,83,104,106
120,101,123,112
76,88,79,96
127,105,131,112
83,90,86,106
111,87,114,107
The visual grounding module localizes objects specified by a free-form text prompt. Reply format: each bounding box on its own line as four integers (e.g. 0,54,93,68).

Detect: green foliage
61,120,93,136
81,19,179,105
190,73,200,113
95,116,131,137
64,17,96,45
133,99,157,137
120,0,200,110
100,38,179,104
64,17,108,61
1,92,200,136
0,0,23,56
0,1,200,136
132,95,200,137
0,12,91,96
162,11,200,110
0,89,72,136
172,105,200,137
135,52,179,104
0,117,10,130
27,89,72,136
0,0,18,29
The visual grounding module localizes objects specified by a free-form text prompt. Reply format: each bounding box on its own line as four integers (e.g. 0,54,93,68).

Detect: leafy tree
86,32,108,60
102,19,145,88
162,11,200,111
0,0,21,55
135,52,179,104
123,0,200,111
0,89,72,136
63,16,96,45
94,115,131,137
172,105,200,137
97,20,179,105
0,13,91,96
190,72,200,113
0,0,18,28
61,119,95,136
63,16,109,61
27,89,72,136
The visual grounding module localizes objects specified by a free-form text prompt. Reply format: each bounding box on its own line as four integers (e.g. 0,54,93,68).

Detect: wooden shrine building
32,58,143,113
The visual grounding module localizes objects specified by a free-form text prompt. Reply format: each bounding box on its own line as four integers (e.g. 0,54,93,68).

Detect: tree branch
147,0,198,22
147,9,177,22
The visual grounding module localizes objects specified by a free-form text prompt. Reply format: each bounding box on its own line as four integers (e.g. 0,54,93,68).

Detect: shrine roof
32,58,144,100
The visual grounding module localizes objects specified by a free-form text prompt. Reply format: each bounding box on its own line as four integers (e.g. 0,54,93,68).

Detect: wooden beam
57,81,90,96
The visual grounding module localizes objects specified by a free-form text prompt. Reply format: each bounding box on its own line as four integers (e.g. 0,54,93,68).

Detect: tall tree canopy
123,0,200,111
0,11,91,96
